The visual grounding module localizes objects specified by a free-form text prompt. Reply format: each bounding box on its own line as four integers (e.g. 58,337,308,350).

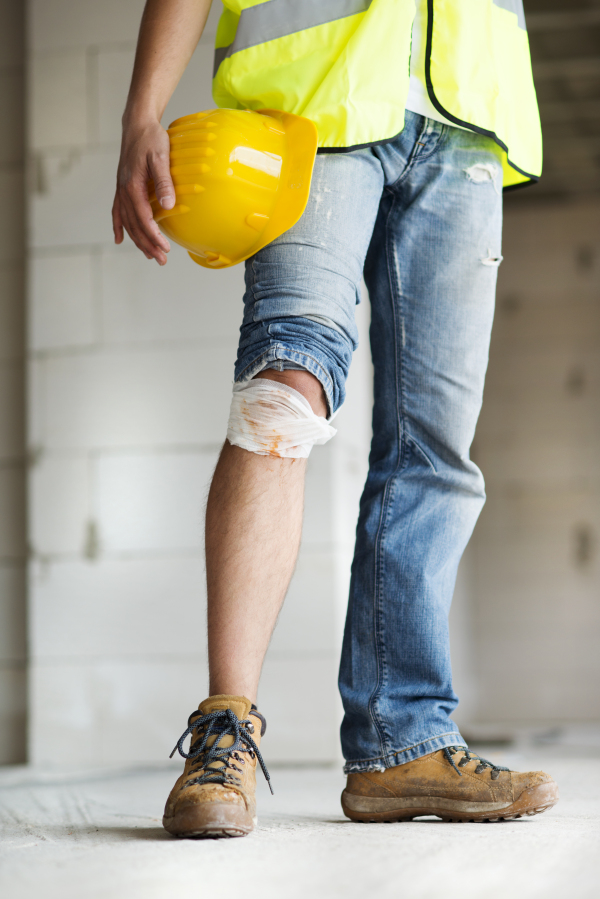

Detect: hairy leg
205,370,327,703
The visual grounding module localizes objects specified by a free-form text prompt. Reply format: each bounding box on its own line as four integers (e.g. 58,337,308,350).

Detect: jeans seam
367,193,407,758
385,118,446,193
412,120,448,165
390,731,464,759
249,257,258,320
235,345,335,412
344,731,466,769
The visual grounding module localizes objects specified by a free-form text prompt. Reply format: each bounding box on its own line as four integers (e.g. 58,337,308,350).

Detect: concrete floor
1,748,599,899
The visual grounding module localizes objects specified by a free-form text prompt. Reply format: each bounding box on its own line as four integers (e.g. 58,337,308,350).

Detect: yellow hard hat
150,108,318,269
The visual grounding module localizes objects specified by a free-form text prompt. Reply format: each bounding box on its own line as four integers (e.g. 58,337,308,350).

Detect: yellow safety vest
213,0,542,189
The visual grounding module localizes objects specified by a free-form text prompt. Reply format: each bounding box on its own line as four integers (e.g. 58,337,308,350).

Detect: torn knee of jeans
464,162,501,195
480,248,503,267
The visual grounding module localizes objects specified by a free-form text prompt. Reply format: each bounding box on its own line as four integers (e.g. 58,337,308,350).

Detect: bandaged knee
226,379,336,458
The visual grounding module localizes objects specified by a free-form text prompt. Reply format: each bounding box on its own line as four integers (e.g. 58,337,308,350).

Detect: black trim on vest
424,0,538,192
503,180,538,193
317,132,403,154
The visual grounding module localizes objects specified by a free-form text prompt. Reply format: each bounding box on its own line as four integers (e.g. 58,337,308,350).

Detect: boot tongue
198,694,252,721
193,695,253,770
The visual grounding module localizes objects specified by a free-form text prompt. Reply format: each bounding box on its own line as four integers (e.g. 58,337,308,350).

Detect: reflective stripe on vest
214,0,373,76
213,0,526,75
494,0,525,30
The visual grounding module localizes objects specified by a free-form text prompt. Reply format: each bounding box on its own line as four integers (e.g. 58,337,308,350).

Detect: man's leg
339,116,504,769
163,148,385,837
339,114,558,821
202,145,384,703
205,370,327,703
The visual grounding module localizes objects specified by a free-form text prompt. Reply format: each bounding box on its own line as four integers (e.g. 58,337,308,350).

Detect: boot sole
163,805,256,839
166,826,250,838
341,782,559,823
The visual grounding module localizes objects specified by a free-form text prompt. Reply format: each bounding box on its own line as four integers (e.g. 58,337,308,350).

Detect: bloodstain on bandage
227,379,336,459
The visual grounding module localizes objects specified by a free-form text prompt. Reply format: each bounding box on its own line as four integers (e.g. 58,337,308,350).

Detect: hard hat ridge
150,108,318,269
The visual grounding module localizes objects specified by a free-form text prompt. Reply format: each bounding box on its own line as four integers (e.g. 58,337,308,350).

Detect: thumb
150,149,176,210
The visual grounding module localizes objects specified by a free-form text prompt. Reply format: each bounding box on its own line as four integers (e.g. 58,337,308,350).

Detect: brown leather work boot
342,746,558,823
163,694,272,838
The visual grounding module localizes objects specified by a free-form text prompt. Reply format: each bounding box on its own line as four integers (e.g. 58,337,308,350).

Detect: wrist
122,101,164,132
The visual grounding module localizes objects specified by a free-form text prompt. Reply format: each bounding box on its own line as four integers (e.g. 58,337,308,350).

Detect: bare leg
205,370,327,703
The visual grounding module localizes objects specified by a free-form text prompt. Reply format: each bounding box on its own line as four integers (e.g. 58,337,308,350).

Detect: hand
112,118,175,265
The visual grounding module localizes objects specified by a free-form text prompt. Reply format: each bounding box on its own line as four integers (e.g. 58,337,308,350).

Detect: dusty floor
1,748,599,899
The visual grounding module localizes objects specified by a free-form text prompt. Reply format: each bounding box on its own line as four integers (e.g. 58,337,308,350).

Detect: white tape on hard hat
226,379,336,458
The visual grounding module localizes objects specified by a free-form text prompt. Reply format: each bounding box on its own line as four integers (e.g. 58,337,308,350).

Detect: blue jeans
235,112,503,771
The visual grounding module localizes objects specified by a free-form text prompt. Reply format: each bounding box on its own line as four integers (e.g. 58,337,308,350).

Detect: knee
253,369,328,418
226,371,335,459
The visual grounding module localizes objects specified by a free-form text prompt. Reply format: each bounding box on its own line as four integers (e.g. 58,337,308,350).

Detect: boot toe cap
511,770,558,801
164,787,252,837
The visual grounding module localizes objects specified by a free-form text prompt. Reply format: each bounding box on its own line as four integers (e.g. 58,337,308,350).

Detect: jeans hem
235,345,336,416
343,731,466,774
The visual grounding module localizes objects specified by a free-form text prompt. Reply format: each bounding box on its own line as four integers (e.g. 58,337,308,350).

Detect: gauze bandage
226,379,336,458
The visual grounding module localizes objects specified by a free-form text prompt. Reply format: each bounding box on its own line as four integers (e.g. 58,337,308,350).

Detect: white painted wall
26,0,372,767
18,0,600,770
471,200,600,726
0,0,26,765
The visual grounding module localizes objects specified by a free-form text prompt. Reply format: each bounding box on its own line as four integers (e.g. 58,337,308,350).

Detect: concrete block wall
0,0,26,764
20,0,599,769
471,201,600,725
26,0,372,767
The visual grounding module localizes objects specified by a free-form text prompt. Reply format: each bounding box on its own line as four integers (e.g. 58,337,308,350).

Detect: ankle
208,683,257,705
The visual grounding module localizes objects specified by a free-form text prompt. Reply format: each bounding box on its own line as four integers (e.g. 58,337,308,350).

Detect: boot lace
170,708,274,795
443,746,510,781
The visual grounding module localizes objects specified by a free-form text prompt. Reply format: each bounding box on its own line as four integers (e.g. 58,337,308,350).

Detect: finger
122,204,162,261
112,194,124,244
148,148,176,210
121,197,168,266
120,195,166,263
125,179,171,253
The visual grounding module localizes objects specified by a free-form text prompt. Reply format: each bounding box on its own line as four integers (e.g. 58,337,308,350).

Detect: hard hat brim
254,109,318,252
186,109,318,269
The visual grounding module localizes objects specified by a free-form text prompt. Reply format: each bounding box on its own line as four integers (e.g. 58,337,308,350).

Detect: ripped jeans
235,112,503,771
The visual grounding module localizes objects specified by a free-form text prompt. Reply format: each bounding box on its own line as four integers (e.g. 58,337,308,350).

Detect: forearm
113,0,214,263
124,0,213,126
